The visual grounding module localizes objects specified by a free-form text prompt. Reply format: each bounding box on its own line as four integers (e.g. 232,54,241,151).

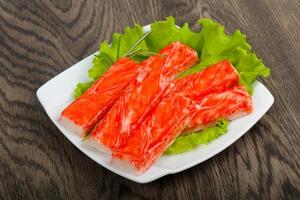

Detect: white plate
36,25,274,183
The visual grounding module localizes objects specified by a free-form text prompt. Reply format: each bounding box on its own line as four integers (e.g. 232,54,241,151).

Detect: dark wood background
1,0,299,199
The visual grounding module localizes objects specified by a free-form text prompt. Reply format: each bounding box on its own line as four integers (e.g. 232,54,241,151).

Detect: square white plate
36,25,274,183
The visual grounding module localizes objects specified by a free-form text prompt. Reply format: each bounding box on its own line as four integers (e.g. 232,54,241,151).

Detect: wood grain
0,0,299,199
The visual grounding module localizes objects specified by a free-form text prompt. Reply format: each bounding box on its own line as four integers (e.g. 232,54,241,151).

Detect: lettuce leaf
235,48,270,93
182,19,251,73
145,16,202,52
165,120,229,155
73,17,270,154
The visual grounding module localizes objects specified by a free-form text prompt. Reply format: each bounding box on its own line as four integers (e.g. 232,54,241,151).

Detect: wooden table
1,0,299,199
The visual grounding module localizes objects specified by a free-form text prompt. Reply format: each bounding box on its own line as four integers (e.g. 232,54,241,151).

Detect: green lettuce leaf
73,17,270,154
165,120,229,155
235,48,270,93
145,16,202,52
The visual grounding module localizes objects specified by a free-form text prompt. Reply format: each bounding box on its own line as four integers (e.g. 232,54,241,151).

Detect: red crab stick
173,60,239,101
184,84,253,133
60,58,140,136
113,93,195,172
91,42,198,150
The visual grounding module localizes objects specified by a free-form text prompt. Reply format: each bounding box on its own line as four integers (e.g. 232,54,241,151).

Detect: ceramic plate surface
37,25,274,183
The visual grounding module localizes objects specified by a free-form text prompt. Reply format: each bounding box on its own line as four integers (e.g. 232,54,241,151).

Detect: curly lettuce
73,17,270,154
